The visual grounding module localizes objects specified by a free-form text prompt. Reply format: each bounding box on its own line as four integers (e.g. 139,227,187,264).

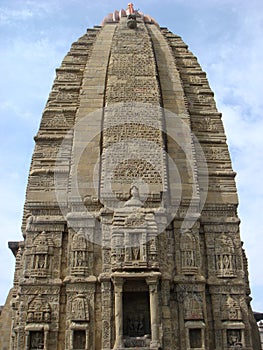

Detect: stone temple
0,5,261,350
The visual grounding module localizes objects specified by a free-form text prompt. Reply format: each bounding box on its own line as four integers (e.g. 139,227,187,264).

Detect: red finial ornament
127,3,135,15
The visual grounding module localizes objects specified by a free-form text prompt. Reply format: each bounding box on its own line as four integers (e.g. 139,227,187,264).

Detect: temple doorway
29,331,44,350
123,291,151,338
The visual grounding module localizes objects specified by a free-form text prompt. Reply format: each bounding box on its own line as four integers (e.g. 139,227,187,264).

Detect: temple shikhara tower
0,5,260,350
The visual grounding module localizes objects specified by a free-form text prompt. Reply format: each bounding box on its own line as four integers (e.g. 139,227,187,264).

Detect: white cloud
0,0,60,25
0,8,33,23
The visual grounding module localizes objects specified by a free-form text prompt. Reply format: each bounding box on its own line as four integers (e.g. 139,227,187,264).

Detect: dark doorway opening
73,330,86,349
123,291,151,337
29,331,44,350
189,328,202,348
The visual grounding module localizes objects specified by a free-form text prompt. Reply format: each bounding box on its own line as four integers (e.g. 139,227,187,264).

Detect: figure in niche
223,254,231,270
138,314,145,335
116,247,124,262
180,230,198,274
148,238,157,263
38,254,46,269
128,316,134,335
227,330,242,347
31,231,53,277
131,234,141,260
216,235,236,277
128,314,145,336
44,311,51,323
186,251,195,267
75,251,86,267
71,229,89,276
30,331,44,349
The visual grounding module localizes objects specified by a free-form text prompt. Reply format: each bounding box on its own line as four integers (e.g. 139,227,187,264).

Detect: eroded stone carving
71,294,89,321
27,295,51,323
111,186,159,270
180,229,199,274
127,14,137,29
227,329,242,348
71,229,89,276
29,331,44,349
44,113,70,128
222,296,242,321
184,293,203,320
30,231,54,277
215,235,236,278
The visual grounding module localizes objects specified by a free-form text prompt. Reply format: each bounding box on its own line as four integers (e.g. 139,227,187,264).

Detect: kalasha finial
101,3,159,27
126,2,137,29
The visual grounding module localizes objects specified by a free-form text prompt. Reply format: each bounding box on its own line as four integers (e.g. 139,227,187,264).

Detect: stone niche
221,296,244,349
111,186,159,271
215,235,237,278
70,229,90,277
27,330,45,350
27,231,54,278
25,295,52,350
180,229,200,275
185,321,206,350
65,292,92,350
222,322,245,349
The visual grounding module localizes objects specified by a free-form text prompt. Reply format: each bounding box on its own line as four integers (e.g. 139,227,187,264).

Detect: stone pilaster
146,276,160,348
113,277,124,349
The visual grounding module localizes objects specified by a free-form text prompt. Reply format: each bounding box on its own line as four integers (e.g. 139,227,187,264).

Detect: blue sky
0,0,263,312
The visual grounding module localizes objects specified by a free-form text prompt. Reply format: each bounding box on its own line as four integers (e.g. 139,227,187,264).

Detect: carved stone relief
184,293,203,320
27,295,51,323
30,231,54,277
222,296,242,321
180,229,199,274
189,75,202,84
215,235,236,278
111,187,159,270
71,295,89,321
181,58,197,67
44,113,70,128
227,329,242,348
29,174,55,192
71,229,90,276
29,331,44,349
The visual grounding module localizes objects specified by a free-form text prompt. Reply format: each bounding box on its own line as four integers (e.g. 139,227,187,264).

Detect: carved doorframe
25,324,49,350
112,272,161,349
184,321,205,350
69,322,89,350
222,321,245,349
